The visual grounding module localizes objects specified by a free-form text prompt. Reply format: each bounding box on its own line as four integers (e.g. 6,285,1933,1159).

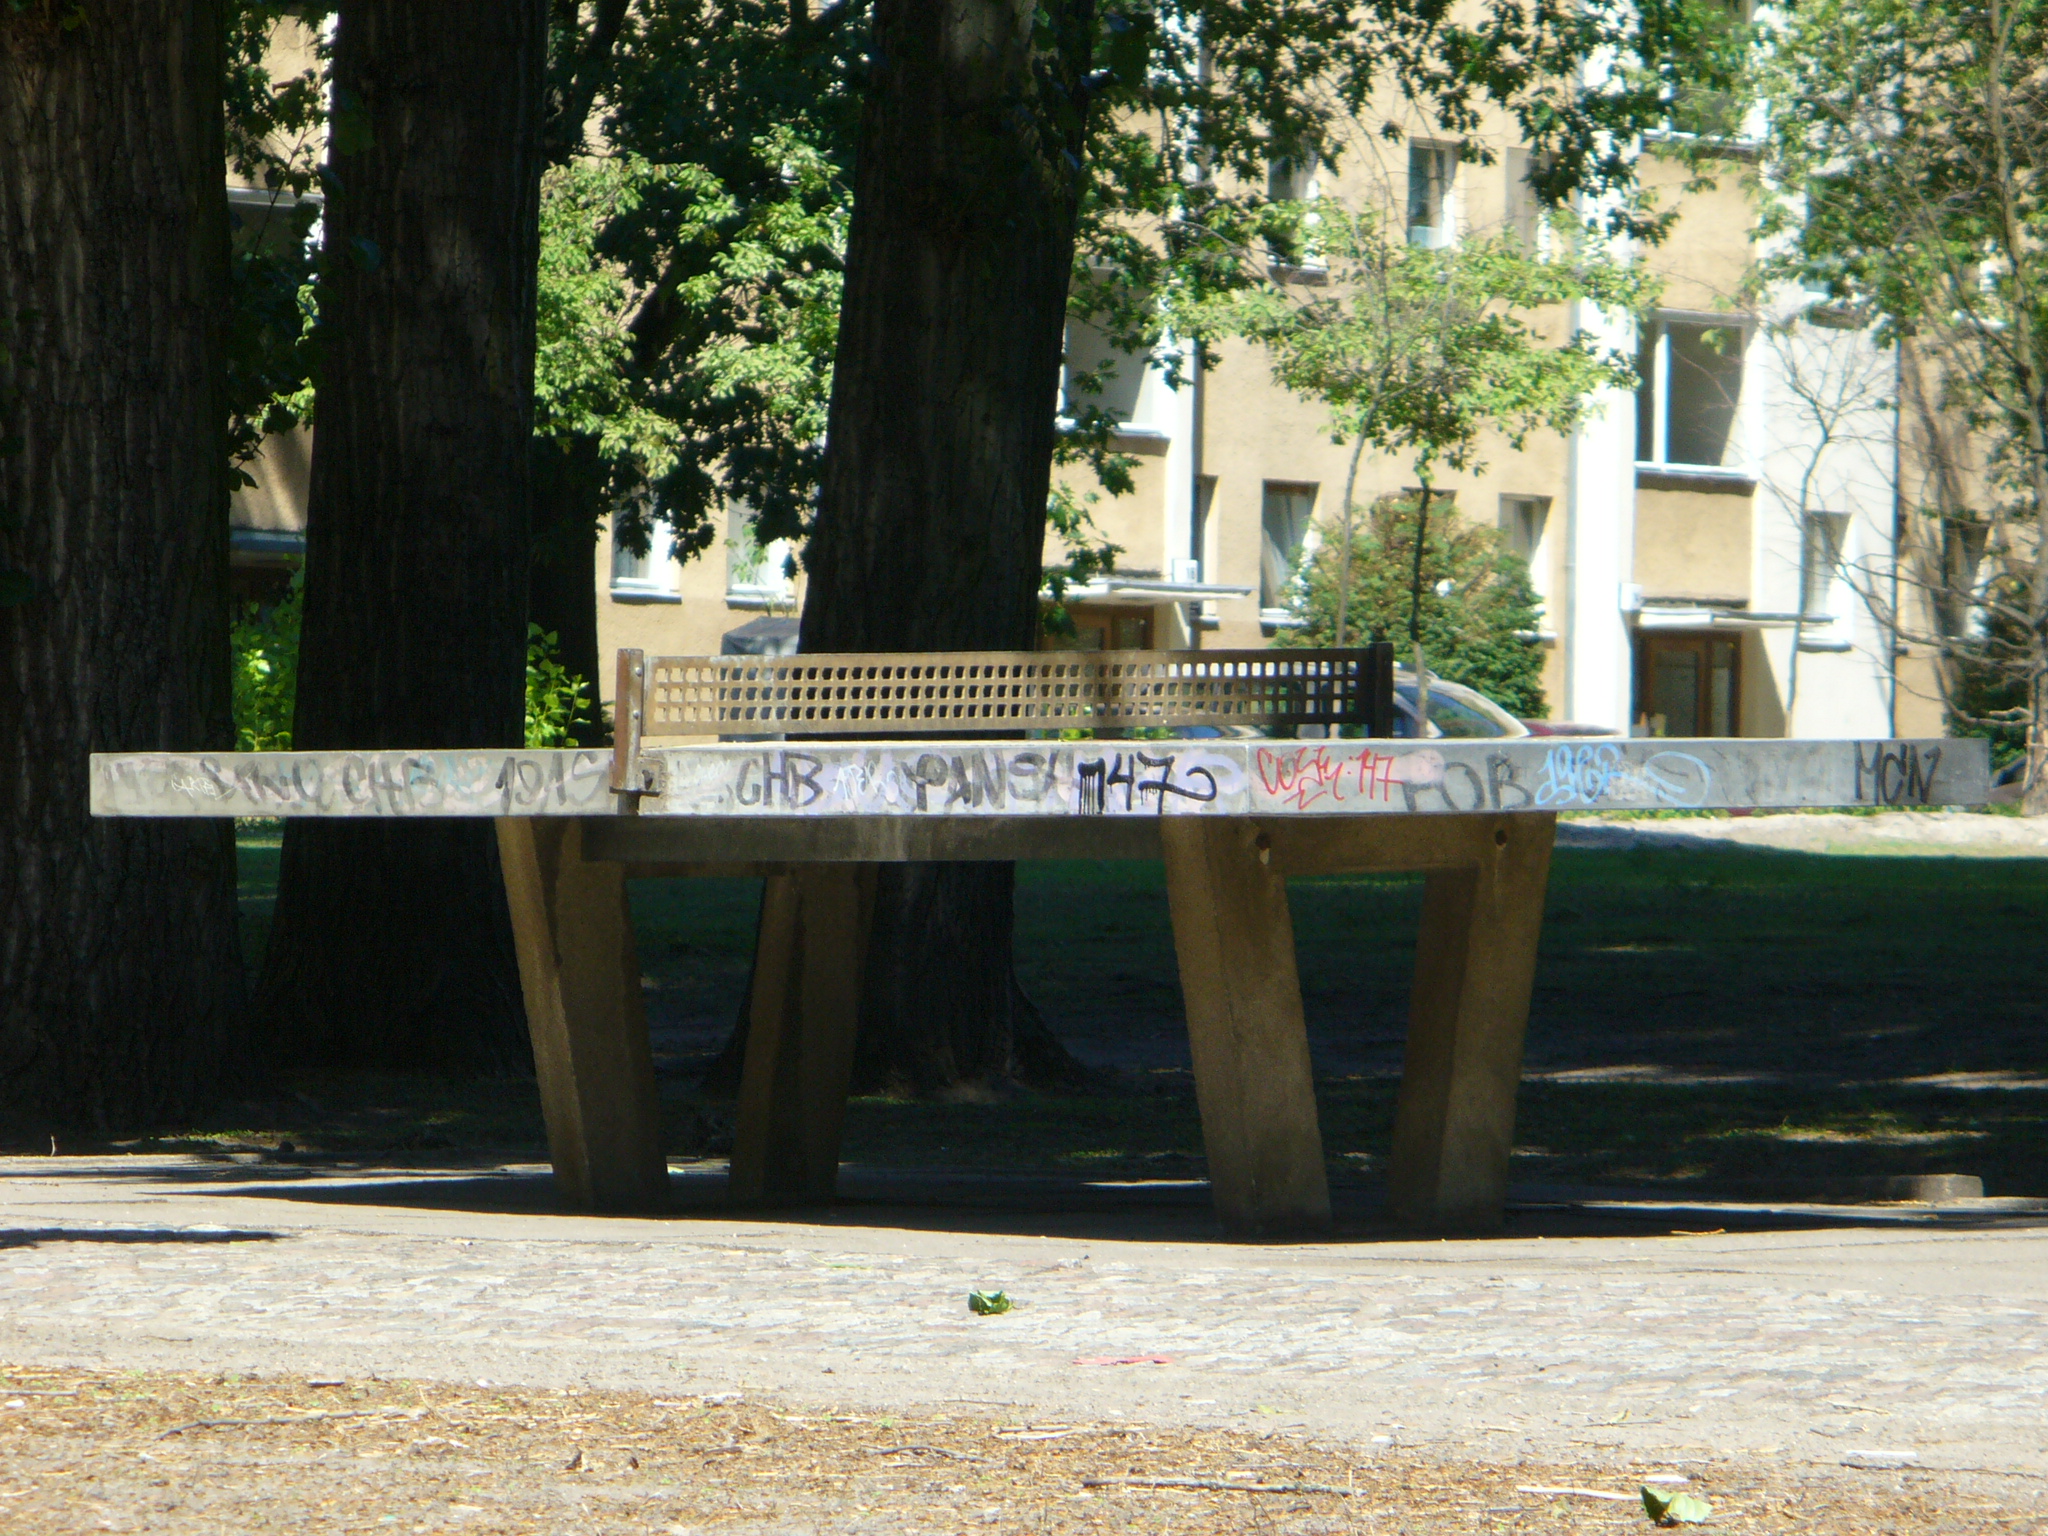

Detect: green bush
231,572,302,751
231,578,598,751
1280,493,1549,719
524,623,598,748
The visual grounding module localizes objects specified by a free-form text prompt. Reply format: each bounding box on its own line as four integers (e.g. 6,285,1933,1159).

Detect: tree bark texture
0,5,245,1131
256,0,549,1074
794,0,1093,1092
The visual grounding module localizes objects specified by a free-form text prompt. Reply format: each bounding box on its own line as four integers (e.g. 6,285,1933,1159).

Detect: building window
1801,510,1849,617
1060,319,1145,425
1504,148,1548,247
726,507,794,607
609,516,680,603
1407,141,1457,248
1260,482,1318,619
1266,151,1322,269
1189,474,1216,582
1045,603,1153,652
1499,494,1550,564
1636,633,1739,737
1666,0,1751,139
1637,316,1747,469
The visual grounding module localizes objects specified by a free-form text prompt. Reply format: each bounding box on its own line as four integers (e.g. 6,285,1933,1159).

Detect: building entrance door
1634,631,1739,736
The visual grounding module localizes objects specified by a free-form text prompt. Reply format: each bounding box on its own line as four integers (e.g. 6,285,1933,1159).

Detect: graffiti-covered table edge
86,737,1992,1240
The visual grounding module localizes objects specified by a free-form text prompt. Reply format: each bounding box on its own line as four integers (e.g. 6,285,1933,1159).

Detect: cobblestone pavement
6,1157,2047,1488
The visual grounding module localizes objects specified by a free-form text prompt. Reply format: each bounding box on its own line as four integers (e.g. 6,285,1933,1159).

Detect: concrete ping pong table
91,646,1990,1236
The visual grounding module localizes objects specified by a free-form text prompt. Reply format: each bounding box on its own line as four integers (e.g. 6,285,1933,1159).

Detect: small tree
1283,493,1548,718
1217,205,1647,718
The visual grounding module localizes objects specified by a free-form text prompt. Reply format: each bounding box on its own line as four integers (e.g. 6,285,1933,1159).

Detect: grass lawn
192,826,2048,1199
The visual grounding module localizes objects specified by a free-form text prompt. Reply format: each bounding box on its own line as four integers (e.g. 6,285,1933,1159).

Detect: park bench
91,645,1988,1236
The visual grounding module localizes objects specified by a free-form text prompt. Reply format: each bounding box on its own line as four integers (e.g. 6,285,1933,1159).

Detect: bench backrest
610,644,1396,789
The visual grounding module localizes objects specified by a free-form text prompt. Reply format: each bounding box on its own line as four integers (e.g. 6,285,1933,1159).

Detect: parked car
1145,670,1531,740
1519,719,1620,738
1391,671,1530,740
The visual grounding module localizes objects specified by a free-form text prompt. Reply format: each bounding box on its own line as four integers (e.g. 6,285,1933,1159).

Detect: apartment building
586,122,1943,739
223,8,1943,740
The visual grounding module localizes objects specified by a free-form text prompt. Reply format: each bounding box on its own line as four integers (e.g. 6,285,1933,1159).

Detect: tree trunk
0,5,245,1132
254,0,549,1075
788,0,1095,1093
529,431,605,746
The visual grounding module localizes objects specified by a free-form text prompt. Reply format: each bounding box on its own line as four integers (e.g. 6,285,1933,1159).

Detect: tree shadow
0,1226,279,1250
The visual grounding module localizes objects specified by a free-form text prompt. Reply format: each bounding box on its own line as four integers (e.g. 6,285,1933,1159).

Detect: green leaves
524,624,598,749
968,1291,1014,1315
1209,207,1649,488
231,572,302,752
1641,1485,1712,1524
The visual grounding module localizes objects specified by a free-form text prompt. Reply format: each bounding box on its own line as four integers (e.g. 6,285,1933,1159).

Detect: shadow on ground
15,834,2041,1231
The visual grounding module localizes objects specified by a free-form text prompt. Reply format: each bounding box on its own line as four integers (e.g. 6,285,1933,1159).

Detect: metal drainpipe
1889,336,1905,736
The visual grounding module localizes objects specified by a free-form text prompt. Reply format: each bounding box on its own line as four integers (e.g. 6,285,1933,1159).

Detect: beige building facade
223,18,1946,741
586,123,1940,740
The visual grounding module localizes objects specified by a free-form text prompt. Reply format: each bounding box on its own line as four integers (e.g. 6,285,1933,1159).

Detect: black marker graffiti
1855,742,1940,806
1077,752,1220,814
734,752,826,809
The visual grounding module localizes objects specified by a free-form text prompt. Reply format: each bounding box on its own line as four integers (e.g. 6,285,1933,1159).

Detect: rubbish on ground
968,1291,1012,1315
1083,1475,1360,1496
1518,1487,1634,1501
871,1445,986,1462
156,1407,423,1439
1842,1449,1920,1469
1073,1354,1173,1366
1641,1485,1713,1524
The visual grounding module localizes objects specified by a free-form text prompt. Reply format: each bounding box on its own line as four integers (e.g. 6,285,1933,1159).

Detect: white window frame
1265,149,1325,272
725,509,795,608
1406,139,1460,250
1636,310,1755,473
609,516,680,604
1800,510,1851,621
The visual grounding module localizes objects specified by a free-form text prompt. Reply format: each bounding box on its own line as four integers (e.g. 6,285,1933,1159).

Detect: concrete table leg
1387,812,1556,1232
730,864,873,1206
497,817,669,1212
1161,818,1332,1237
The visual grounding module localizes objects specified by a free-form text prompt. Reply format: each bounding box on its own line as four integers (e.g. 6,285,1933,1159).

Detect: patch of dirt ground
0,1368,2031,1534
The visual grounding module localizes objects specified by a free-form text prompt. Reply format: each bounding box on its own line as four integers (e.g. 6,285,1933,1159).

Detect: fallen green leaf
968,1290,1012,1316
1642,1485,1711,1524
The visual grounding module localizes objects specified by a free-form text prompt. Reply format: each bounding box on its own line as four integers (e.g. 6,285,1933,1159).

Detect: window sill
725,589,793,611
1641,129,1763,161
610,582,681,604
1635,463,1756,494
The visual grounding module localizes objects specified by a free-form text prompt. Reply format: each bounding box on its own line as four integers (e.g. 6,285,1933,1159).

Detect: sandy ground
7,1159,2048,1532
0,1365,2015,1535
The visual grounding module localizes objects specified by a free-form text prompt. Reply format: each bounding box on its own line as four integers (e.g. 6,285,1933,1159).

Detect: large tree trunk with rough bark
254,0,548,1075
0,5,245,1132
792,0,1094,1094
